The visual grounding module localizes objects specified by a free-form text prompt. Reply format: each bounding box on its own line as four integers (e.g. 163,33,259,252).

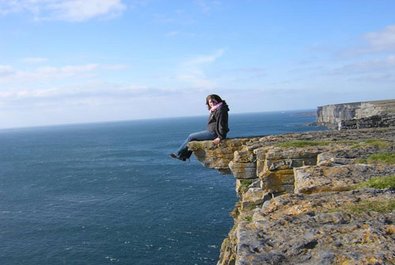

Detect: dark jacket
207,102,229,139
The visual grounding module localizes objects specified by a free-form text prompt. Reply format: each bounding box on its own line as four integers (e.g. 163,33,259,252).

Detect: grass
238,179,254,194
276,139,393,149
328,175,395,215
357,152,395,165
339,199,395,215
367,152,395,164
277,140,331,148
350,139,391,149
355,175,395,190
243,215,253,222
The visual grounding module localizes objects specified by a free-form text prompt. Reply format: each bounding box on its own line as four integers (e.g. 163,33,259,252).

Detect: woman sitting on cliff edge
170,94,230,161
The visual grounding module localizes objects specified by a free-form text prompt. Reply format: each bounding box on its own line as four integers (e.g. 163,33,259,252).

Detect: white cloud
218,67,266,81
0,80,173,109
331,55,395,75
184,49,224,66
306,24,395,84
194,0,221,14
165,30,180,37
0,65,15,77
332,24,395,59
364,24,395,52
0,64,100,83
0,61,169,109
47,0,126,21
0,0,126,21
35,64,99,76
176,49,224,89
328,54,395,83
0,0,18,15
21,57,48,64
0,62,133,108
0,63,129,84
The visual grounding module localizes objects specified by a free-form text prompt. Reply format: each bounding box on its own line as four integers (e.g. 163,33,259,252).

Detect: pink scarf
210,102,223,113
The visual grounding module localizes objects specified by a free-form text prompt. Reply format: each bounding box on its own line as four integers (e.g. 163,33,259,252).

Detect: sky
1,0,395,129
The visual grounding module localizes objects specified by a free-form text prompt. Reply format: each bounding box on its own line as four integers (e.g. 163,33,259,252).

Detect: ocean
0,111,324,265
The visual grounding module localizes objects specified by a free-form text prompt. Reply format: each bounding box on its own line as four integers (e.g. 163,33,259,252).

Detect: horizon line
0,108,317,131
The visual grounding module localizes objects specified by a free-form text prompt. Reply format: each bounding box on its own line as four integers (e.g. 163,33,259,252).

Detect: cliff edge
189,122,395,264
316,99,395,130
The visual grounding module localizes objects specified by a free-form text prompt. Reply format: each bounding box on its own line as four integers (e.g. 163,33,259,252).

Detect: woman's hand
212,137,221,145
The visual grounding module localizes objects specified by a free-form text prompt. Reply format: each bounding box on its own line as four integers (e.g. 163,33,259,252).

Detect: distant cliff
189,127,395,264
316,99,395,130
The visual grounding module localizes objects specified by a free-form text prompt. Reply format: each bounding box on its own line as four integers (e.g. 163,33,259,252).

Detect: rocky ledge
188,127,395,265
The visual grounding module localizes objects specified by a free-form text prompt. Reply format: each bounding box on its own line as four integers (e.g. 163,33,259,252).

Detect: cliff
188,127,395,265
316,99,395,130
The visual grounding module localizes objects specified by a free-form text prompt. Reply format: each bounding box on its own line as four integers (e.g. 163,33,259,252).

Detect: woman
170,94,230,161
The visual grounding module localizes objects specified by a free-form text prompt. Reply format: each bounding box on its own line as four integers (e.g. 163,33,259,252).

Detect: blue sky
1,0,395,129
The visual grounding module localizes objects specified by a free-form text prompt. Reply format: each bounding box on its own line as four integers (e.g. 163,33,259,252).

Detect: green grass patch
238,179,254,194
339,199,395,215
350,139,392,149
366,152,395,165
277,140,331,148
356,152,395,165
243,215,253,222
355,175,395,190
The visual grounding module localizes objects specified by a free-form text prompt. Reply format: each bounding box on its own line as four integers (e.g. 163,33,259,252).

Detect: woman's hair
206,94,226,110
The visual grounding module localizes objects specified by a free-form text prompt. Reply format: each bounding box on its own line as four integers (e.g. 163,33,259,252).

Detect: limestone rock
188,127,395,265
188,138,256,174
236,190,395,265
316,99,395,130
294,164,395,194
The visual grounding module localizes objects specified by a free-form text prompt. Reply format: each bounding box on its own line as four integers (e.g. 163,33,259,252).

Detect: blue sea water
0,111,324,265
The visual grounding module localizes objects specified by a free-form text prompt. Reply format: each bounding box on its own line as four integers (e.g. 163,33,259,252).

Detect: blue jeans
176,130,217,158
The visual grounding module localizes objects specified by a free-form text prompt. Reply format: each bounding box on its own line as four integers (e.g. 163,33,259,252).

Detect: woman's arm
213,109,229,144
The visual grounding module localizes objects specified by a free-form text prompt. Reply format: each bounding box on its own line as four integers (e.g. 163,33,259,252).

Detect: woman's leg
176,130,216,158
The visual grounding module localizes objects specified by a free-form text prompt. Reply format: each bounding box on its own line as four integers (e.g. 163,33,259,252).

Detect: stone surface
188,138,256,174
294,164,395,194
239,190,395,265
188,126,395,265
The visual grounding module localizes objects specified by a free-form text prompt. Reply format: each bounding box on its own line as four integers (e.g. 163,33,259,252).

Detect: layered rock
235,190,395,265
188,127,395,265
316,99,395,130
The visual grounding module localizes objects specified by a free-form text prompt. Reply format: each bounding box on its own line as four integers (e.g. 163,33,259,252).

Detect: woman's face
208,98,217,108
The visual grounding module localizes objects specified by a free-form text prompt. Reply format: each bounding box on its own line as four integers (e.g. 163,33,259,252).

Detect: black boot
169,153,186,161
